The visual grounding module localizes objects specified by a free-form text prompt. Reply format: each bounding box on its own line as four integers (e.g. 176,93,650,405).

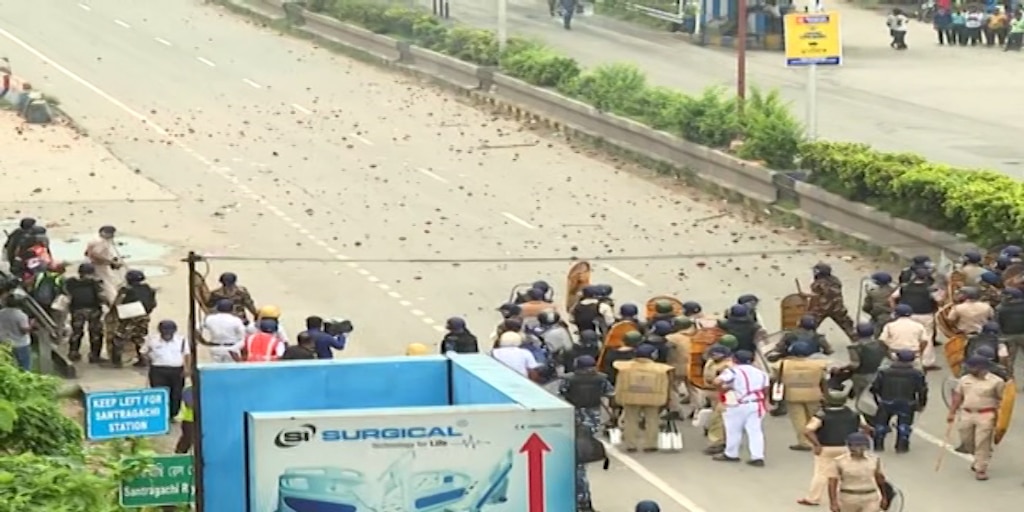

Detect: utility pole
185,252,205,512
736,0,748,115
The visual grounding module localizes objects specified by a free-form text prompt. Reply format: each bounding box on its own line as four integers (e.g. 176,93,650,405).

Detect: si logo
274,424,317,448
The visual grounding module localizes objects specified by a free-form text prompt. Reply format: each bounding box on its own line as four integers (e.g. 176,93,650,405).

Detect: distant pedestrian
0,298,33,371
887,9,910,49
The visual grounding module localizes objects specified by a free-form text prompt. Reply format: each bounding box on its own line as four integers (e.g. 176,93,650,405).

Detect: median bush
315,1,1024,245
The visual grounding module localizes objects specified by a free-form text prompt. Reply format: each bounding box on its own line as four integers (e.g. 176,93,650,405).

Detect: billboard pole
736,0,748,114
186,251,206,511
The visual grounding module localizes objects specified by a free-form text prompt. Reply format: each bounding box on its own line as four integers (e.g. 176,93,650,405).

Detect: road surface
449,0,1024,176
0,1,1020,510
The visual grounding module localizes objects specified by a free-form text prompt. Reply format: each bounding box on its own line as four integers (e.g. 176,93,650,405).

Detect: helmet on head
737,294,759,307
1003,245,1022,258
219,272,238,285
672,316,694,331
406,343,429,356
960,286,980,300
575,355,597,369
651,320,671,336
581,285,599,299
855,322,875,338
870,272,892,285
893,304,913,318
972,345,997,361
813,263,832,277
125,270,146,284
526,288,546,301
531,281,551,293
595,284,613,297
157,320,177,333
18,217,35,230
498,303,521,318
734,350,755,364
619,303,639,317
498,331,523,347
981,271,1001,286
911,255,931,266
579,330,599,345
788,341,815,357
708,344,731,358
963,250,982,264
446,317,466,332
717,334,739,349
654,300,674,315
258,318,278,333
78,262,96,275
894,349,916,363
846,432,871,447
502,318,523,333
965,355,990,369
635,501,661,512
258,305,281,319
623,331,643,347
682,301,702,315
636,344,658,359
1006,288,1024,299
538,310,561,326
98,225,116,236
729,304,749,318
824,389,848,407
913,266,931,279
799,315,817,330
215,299,233,313
982,321,1000,334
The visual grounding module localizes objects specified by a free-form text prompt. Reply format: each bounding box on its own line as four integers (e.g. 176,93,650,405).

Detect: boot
873,437,885,452
68,350,82,362
770,402,788,417
895,438,910,453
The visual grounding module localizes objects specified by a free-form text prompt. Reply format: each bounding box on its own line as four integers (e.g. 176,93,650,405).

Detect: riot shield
779,293,809,330
855,277,873,322
943,334,966,377
935,303,957,339
564,261,592,312
644,295,683,320
508,283,534,305
597,321,639,370
687,327,724,389
947,269,967,305
995,382,1016,445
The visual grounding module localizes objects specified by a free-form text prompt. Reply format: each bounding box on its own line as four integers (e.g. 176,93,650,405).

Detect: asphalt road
1,1,1021,510
447,0,1024,175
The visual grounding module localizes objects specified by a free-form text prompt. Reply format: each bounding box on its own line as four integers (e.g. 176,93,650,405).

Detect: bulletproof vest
875,365,921,402
865,287,894,317
792,331,823,354
123,284,157,313
851,339,886,375
644,339,671,363
564,372,608,408
899,267,934,286
650,313,675,326
613,360,672,407
32,274,60,308
998,299,1024,334
781,358,827,402
898,282,936,314
965,333,1000,359
603,348,635,384
818,407,862,446
65,277,102,309
723,319,758,353
572,301,601,331
565,343,600,373
443,332,478,354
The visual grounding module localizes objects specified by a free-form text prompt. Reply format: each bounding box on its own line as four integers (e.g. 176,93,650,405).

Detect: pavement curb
216,0,978,265
2,72,87,135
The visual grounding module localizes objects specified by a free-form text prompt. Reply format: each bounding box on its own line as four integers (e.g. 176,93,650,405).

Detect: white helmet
498,331,523,347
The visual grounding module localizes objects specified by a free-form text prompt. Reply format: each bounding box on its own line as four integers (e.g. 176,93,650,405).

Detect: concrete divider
225,0,976,262
2,74,54,124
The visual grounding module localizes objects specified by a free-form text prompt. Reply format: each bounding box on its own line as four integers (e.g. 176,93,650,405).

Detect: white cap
498,331,523,347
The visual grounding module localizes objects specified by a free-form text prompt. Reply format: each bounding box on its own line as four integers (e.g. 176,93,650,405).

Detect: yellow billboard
783,12,843,67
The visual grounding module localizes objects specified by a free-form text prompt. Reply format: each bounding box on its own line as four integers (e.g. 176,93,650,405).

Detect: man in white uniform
713,350,770,466
84,225,123,304
202,300,246,363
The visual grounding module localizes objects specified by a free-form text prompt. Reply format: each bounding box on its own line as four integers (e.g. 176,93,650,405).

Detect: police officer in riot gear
604,330,642,384
728,294,761,323
564,330,601,373
720,304,763,354
643,320,673,363
800,389,865,506
870,349,927,453
560,354,613,512
64,262,106,363
963,321,1006,367
771,315,831,361
894,267,939,317
972,346,1010,381
440,317,479,354
618,303,641,323
899,255,935,285
537,310,573,356
650,300,676,325
833,322,887,399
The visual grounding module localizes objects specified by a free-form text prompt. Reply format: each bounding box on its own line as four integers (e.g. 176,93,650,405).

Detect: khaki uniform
520,300,553,320
85,237,123,304
879,318,928,361
702,358,732,449
804,414,867,504
955,372,1005,473
779,357,830,448
613,359,675,451
961,264,985,286
948,301,994,335
827,453,882,512
664,332,690,381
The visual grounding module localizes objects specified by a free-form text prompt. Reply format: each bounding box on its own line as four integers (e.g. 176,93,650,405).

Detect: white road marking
501,212,536,230
603,264,646,287
416,167,448,183
290,103,312,114
196,56,216,67
432,325,446,333
350,133,373,145
78,3,91,11
114,19,131,29
154,37,172,46
242,78,262,89
602,442,710,512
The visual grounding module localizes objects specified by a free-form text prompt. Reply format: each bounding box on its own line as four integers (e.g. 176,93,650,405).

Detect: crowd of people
889,4,1024,51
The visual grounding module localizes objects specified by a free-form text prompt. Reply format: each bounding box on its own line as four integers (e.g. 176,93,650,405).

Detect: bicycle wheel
941,376,958,407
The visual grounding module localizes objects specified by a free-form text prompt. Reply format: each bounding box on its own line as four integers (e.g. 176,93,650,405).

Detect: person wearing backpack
562,355,613,512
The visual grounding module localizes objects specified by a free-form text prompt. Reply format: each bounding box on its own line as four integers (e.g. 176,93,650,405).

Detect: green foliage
738,88,804,169
0,346,82,456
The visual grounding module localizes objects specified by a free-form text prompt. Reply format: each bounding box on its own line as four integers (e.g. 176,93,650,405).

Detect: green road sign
120,454,195,507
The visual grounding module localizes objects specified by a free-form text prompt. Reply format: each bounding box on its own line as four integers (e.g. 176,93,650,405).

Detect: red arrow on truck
519,433,551,512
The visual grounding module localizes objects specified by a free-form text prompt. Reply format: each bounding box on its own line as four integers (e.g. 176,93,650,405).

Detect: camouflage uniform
861,283,896,336
111,284,157,365
810,275,855,339
980,283,1002,308
208,285,257,323
69,308,104,358
560,374,611,512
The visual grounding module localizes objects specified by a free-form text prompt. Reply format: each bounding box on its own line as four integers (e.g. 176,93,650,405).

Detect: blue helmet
813,263,832,277
579,330,599,345
913,266,931,279
219,272,237,285
1006,288,1024,299
498,303,521,317
575,355,597,369
125,270,146,283
682,301,702,315
963,250,982,264
18,217,35,230
595,284,613,297
894,349,916,362
965,355,990,369
799,315,817,330
870,272,892,285
894,304,913,317
446,317,466,332
526,288,546,301
981,271,1001,286
982,321,1000,334
215,299,233,313
157,319,177,333
635,501,661,512
651,320,672,336
855,322,875,338
737,294,759,306
708,344,732,358
258,318,278,333
996,256,1012,270
911,255,931,265
1002,245,1022,258
531,280,551,293
636,344,658,359
729,304,749,318
846,432,871,447
788,341,815,357
973,346,997,360
78,262,96,275
619,303,639,317
581,285,599,298
734,350,755,364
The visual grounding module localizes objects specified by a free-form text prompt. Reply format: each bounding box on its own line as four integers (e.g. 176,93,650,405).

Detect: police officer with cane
799,389,868,506
870,349,927,453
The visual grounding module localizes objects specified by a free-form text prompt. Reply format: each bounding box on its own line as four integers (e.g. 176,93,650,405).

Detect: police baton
934,420,955,472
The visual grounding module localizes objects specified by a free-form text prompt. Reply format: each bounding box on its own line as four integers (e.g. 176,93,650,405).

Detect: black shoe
746,459,765,467
89,354,108,364
68,351,82,362
873,440,885,452
625,448,637,453
712,454,740,462
789,444,812,452
703,445,724,455
895,440,910,453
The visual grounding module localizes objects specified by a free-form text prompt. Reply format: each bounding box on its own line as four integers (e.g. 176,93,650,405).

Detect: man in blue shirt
302,316,347,359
